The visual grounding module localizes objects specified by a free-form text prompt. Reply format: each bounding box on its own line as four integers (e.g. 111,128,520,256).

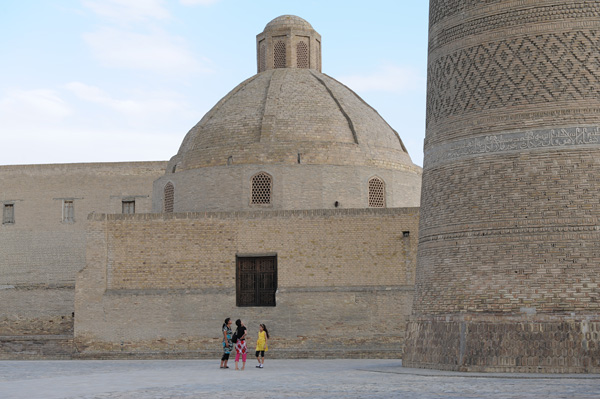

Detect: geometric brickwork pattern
297,41,309,69
427,30,600,127
251,172,272,204
274,41,286,69
368,177,385,208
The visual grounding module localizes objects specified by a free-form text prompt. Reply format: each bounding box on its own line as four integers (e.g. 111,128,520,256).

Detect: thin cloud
338,65,424,93
1,125,180,165
179,0,222,5
82,0,171,24
65,82,189,120
0,89,72,123
83,27,209,74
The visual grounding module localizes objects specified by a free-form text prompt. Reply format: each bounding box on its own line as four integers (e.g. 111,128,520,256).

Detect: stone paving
0,359,598,399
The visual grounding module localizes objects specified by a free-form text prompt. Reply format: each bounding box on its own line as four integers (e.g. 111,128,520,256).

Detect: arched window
164,182,174,213
297,41,309,69
274,40,286,69
368,177,386,208
251,172,272,205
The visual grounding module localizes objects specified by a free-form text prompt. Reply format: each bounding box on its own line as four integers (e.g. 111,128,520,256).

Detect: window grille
297,41,309,68
2,204,14,224
164,182,174,213
274,40,286,69
259,43,266,72
122,200,135,214
236,256,277,307
251,173,272,204
368,177,386,208
63,200,75,223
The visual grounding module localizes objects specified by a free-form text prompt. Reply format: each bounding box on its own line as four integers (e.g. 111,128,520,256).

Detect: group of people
220,318,270,370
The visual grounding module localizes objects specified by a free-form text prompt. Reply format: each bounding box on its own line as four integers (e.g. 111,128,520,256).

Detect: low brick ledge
0,335,73,341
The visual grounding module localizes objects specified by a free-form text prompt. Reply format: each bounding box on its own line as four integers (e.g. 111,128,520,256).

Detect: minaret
404,1,600,373
256,15,322,73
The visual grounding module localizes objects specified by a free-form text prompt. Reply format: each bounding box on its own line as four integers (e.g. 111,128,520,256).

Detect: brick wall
153,165,421,213
75,208,418,358
0,162,166,358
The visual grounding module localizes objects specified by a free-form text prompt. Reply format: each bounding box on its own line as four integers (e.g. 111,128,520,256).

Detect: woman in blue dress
220,318,233,368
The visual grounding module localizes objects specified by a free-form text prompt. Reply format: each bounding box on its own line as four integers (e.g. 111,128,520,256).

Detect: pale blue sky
0,1,429,166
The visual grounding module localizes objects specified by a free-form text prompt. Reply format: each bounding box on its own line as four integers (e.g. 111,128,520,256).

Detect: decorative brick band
105,285,415,296
429,2,600,52
424,126,600,168
420,222,600,243
91,206,419,222
427,30,600,126
429,0,503,27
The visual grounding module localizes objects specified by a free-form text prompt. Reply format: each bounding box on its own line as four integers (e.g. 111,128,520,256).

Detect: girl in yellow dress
255,323,269,368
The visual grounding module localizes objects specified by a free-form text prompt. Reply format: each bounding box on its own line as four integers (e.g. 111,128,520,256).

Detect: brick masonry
404,0,600,373
0,162,166,358
75,208,419,359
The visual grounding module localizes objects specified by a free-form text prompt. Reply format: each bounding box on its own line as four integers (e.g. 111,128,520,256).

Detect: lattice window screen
368,177,386,208
274,40,286,69
164,182,174,213
297,41,309,68
251,173,272,204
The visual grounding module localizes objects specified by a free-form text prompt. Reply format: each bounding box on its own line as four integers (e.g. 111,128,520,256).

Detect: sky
0,1,429,167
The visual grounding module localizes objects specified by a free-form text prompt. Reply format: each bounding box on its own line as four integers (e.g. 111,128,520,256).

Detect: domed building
0,16,422,359
153,16,420,213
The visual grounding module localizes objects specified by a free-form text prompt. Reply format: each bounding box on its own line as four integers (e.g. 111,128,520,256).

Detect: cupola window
297,41,309,68
274,40,286,69
251,172,272,205
368,177,386,208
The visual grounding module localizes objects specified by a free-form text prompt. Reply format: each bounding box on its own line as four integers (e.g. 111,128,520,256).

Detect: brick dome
264,15,313,30
168,68,416,173
153,17,421,213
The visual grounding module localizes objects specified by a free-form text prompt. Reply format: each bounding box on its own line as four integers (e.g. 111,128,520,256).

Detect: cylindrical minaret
404,1,600,373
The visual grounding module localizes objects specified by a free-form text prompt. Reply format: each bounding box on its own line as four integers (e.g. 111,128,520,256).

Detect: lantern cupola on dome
257,15,322,72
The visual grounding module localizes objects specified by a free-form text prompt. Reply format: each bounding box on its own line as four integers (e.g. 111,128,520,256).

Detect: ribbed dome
265,15,313,30
168,68,417,173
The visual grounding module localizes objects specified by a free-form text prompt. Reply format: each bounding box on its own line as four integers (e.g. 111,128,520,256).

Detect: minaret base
404,314,600,373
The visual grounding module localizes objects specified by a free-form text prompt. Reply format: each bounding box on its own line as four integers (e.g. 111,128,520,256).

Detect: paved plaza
0,359,598,398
